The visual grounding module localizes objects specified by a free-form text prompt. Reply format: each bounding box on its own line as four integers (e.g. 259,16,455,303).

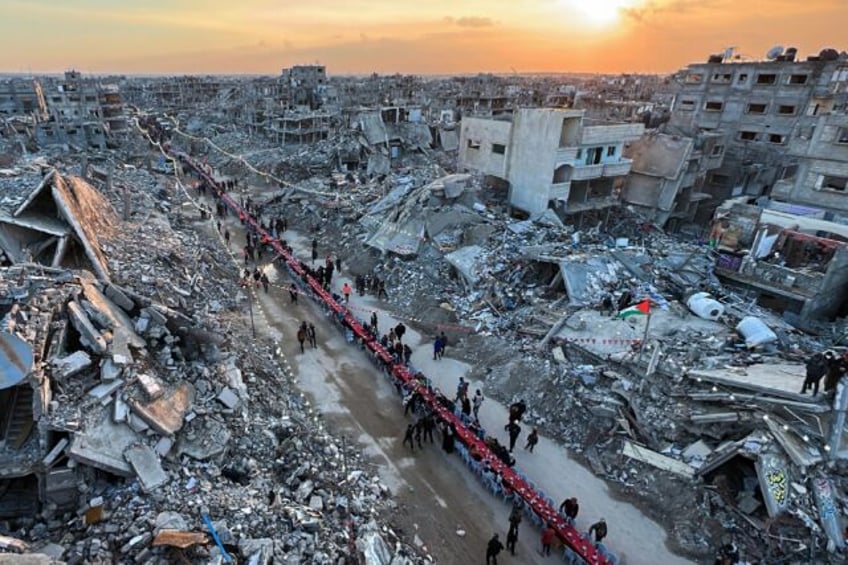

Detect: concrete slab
104,283,135,312
688,363,810,402
124,443,169,492
622,440,695,478
52,351,92,379
80,279,145,361
68,407,137,476
88,378,123,402
128,383,194,436
66,300,107,354
216,387,239,409
100,358,122,381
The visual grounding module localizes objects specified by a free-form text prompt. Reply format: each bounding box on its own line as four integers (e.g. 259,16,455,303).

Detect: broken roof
0,170,116,281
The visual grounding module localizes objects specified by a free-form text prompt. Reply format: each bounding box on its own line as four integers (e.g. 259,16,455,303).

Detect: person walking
507,502,522,554
589,519,608,546
505,421,521,452
289,283,298,304
525,428,539,453
370,311,379,334
403,343,412,366
438,331,447,358
342,282,352,303
506,526,518,556
540,525,555,556
472,389,484,421
296,323,307,354
433,335,443,360
260,272,269,293
414,420,424,449
456,376,469,401
402,424,416,452
307,323,317,349
559,497,579,524
485,533,504,565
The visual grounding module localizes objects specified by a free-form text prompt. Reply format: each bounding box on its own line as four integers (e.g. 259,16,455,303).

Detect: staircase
3,385,34,449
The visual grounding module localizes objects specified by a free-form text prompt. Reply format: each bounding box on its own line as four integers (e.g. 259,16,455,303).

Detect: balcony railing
571,163,604,180
602,159,632,177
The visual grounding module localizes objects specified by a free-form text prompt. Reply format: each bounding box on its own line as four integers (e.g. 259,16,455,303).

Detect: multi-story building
0,78,47,118
668,47,848,220
35,71,127,148
458,108,644,216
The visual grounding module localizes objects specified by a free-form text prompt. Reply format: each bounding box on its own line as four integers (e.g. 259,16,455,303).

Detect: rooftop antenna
766,45,784,61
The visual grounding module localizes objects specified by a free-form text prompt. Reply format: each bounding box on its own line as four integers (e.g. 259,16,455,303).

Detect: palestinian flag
617,299,650,319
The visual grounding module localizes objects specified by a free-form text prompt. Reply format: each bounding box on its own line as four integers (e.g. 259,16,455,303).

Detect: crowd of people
183,161,616,565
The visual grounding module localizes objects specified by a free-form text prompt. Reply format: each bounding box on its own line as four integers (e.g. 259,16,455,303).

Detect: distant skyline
1,1,846,75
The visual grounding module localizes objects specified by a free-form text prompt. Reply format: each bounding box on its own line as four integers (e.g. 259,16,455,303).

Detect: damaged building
458,107,644,218
668,47,848,222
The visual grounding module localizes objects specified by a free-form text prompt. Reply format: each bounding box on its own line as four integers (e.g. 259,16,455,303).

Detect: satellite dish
0,332,33,390
766,45,784,60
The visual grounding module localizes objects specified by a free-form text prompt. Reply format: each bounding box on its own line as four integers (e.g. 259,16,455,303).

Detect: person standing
260,272,270,293
403,343,412,366
224,228,231,246
370,311,379,334
472,389,484,421
507,502,522,556
486,534,504,565
540,525,555,556
438,331,447,358
289,283,298,304
342,282,352,303
801,350,828,395
525,428,539,453
506,526,518,556
402,424,416,452
505,421,521,452
307,323,317,349
589,519,608,546
296,323,307,354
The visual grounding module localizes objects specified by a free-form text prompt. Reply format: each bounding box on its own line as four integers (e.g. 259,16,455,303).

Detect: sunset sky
1,0,845,75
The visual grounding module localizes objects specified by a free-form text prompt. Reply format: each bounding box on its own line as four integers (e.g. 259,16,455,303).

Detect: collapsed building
1,54,847,563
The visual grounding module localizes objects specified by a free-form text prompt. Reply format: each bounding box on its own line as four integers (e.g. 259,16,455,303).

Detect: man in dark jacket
801,351,828,395
505,421,522,452
486,533,504,565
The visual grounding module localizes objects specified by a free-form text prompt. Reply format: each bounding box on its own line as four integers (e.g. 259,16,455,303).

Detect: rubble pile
0,163,429,563
253,165,848,561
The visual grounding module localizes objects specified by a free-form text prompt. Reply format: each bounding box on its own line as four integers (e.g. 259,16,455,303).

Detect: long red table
173,148,612,565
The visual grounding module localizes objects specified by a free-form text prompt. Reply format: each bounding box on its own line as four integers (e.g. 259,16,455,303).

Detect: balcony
570,163,604,181
555,146,579,164
602,159,633,177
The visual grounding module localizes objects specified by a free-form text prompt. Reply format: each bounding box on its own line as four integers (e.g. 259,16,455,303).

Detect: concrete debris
2,63,848,565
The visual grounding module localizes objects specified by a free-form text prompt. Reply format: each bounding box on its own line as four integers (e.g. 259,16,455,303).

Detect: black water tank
784,47,797,62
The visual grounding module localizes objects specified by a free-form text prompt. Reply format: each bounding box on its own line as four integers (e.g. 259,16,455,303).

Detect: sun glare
563,0,636,27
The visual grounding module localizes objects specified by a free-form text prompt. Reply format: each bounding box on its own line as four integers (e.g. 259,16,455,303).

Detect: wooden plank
0,534,30,553
152,530,209,548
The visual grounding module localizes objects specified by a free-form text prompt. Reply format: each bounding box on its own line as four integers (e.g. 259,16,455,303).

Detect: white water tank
686,292,725,321
736,316,778,348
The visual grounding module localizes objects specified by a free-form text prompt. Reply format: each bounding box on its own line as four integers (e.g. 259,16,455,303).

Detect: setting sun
563,0,636,27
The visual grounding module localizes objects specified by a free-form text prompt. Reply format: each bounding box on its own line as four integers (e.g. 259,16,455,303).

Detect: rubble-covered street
2,57,848,565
